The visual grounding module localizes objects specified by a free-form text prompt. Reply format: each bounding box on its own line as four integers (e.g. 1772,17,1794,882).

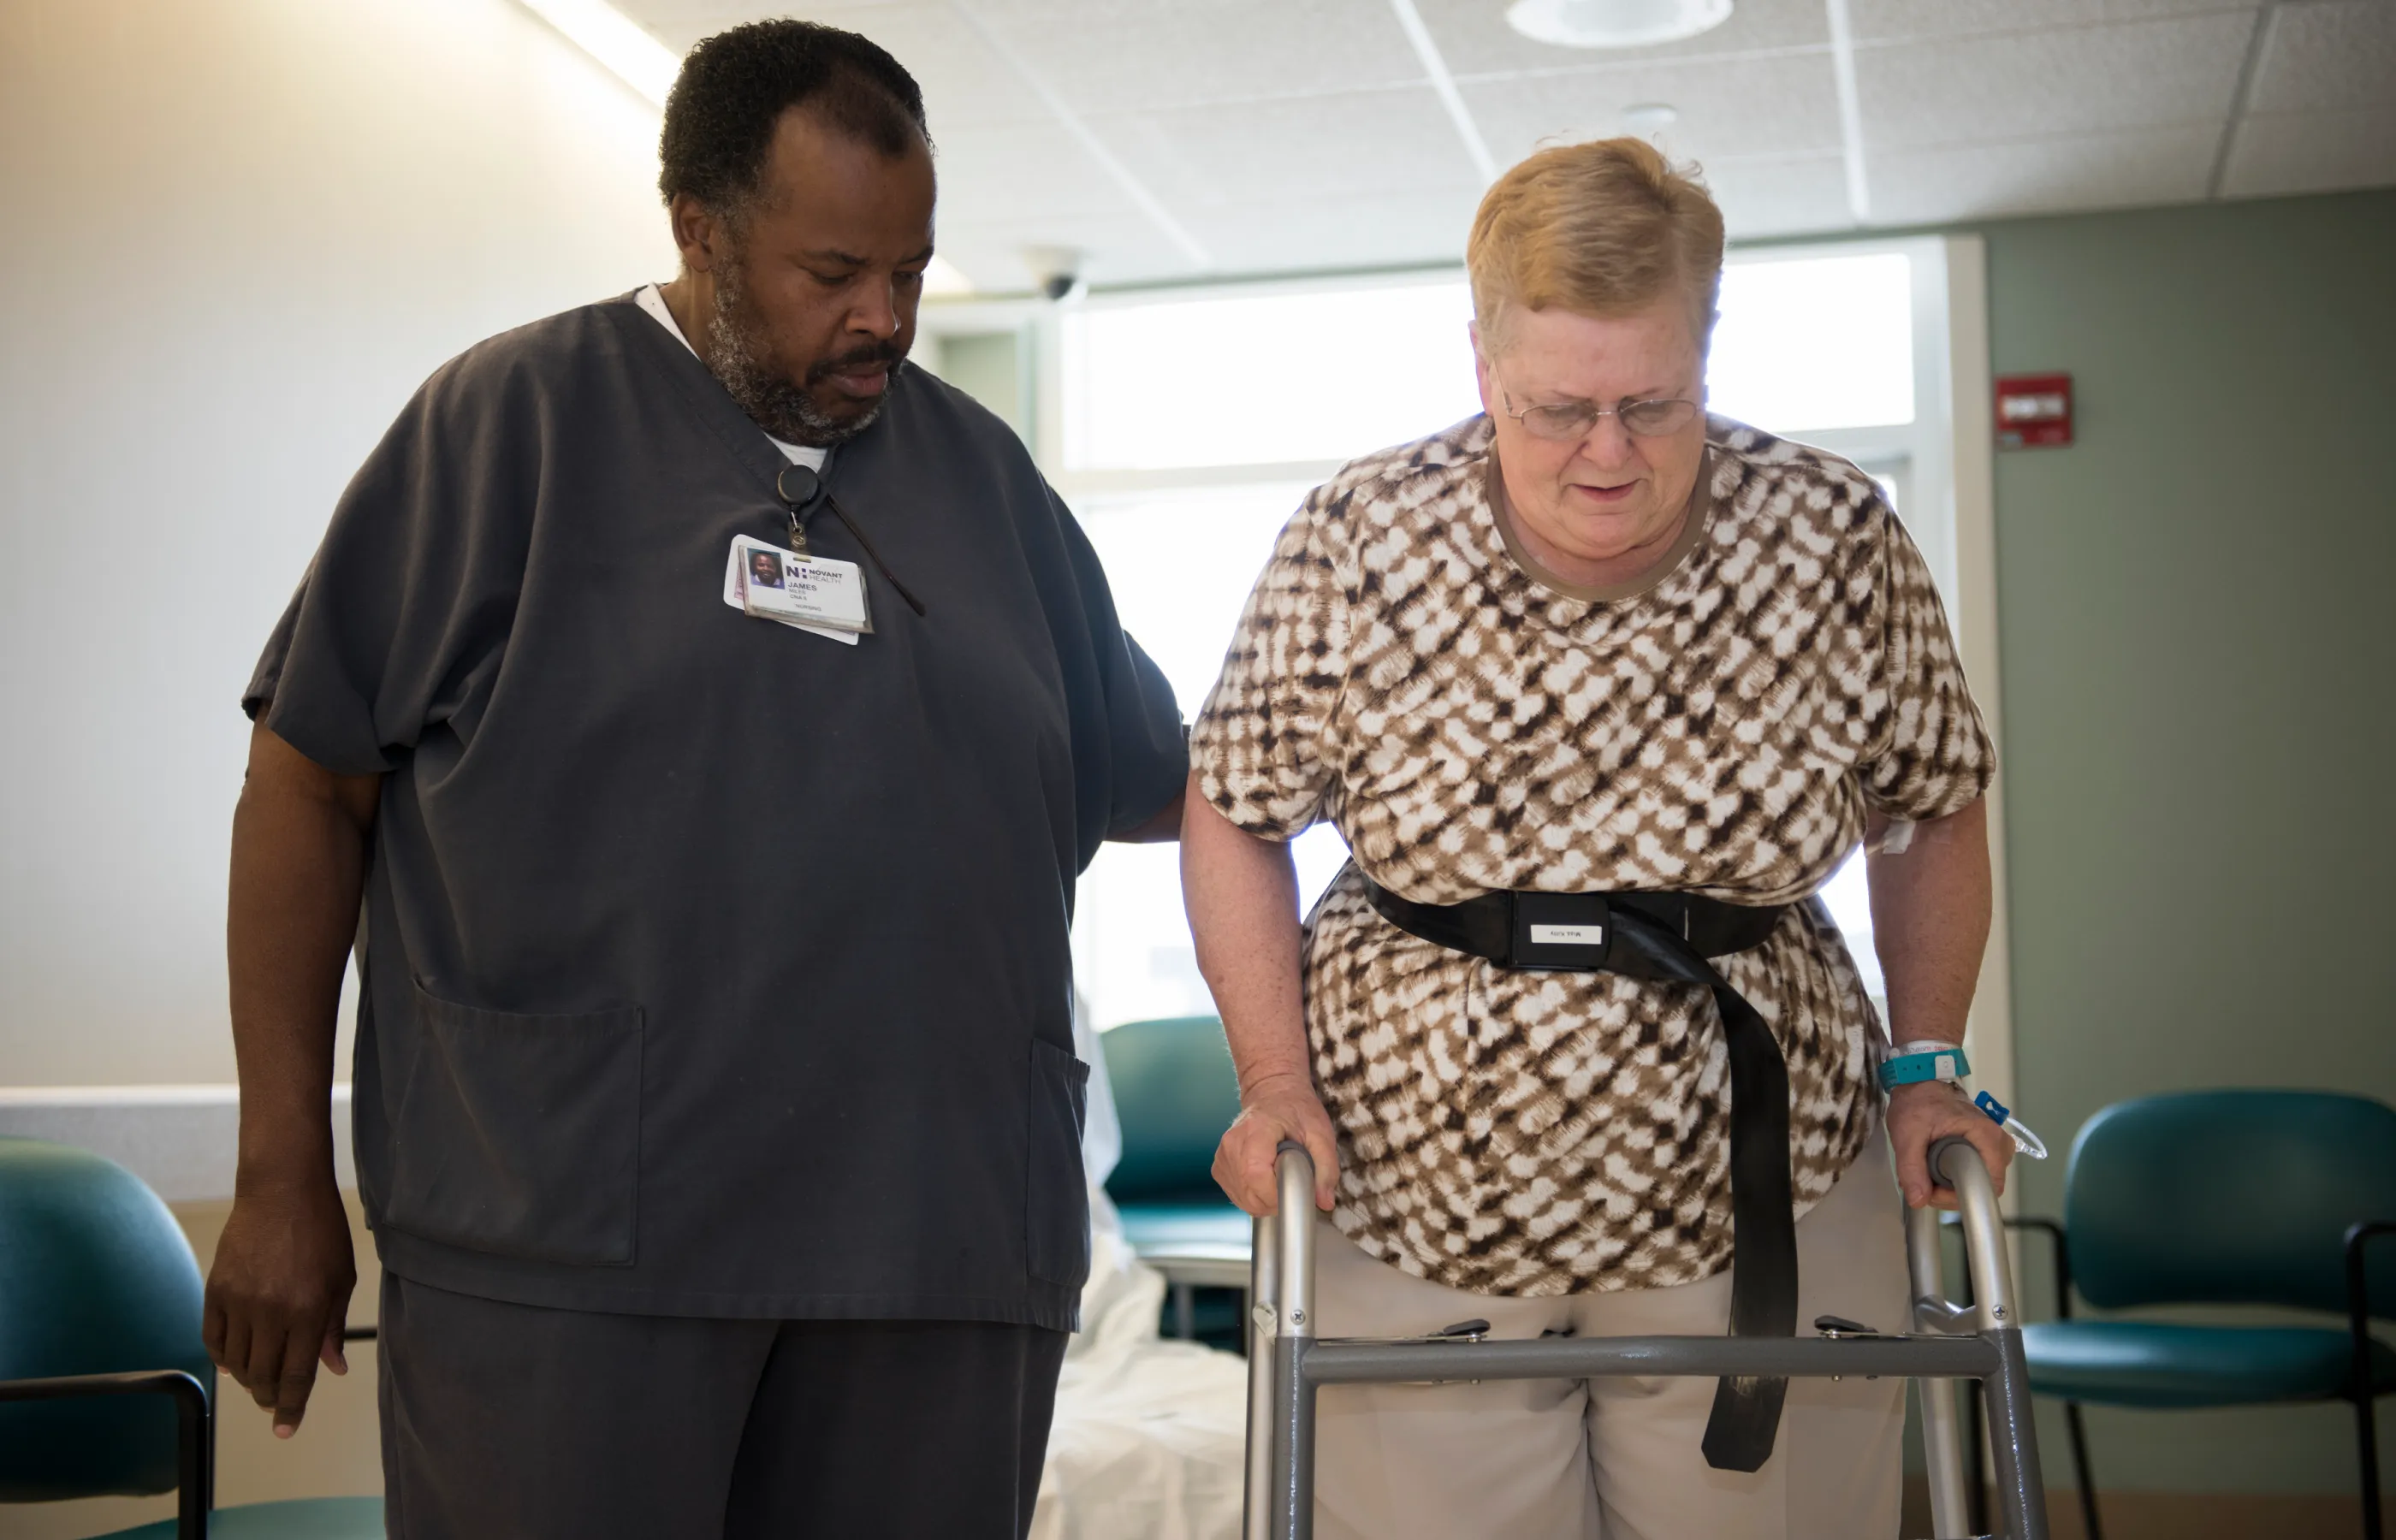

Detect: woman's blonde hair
1466,137,1725,354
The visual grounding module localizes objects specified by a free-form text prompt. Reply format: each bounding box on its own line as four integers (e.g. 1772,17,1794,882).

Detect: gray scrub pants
377,1274,1069,1539
1311,1129,1911,1539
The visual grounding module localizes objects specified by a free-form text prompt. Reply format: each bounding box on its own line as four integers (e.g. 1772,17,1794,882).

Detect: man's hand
1213,1071,1339,1217
203,1173,357,1436
1887,1079,2013,1211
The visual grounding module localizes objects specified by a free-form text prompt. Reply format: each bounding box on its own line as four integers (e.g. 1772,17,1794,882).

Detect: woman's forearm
1179,773,1311,1092
1181,772,1340,1211
1864,797,1992,1046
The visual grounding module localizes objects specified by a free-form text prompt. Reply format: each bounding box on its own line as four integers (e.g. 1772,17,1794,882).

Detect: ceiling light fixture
1622,102,1680,134
1506,0,1733,49
519,0,679,107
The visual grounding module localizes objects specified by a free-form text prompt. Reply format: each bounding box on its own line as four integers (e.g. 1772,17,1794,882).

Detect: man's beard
706,258,906,448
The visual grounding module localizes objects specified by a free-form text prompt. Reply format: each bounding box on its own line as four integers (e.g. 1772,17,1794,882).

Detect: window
1023,241,1961,1032
1059,281,1479,472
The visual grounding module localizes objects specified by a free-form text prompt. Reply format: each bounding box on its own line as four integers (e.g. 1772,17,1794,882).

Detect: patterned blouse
1189,413,1994,1298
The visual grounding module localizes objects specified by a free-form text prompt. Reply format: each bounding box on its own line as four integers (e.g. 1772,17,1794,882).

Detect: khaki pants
1312,1131,1908,1540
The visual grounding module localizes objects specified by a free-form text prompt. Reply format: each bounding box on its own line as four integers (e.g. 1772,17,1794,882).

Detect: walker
1242,1136,2046,1539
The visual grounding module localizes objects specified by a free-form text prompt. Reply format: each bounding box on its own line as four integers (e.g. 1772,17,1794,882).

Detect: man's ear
669,194,722,275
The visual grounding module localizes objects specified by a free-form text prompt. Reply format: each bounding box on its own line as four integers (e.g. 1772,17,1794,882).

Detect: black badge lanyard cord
774,460,927,618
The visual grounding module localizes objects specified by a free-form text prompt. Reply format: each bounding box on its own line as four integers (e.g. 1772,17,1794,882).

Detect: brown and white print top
1189,413,1995,1298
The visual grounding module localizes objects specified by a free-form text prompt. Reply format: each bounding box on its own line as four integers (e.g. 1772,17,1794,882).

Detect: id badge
724,536,870,643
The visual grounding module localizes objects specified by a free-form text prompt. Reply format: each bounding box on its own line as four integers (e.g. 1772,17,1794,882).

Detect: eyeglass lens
1519,398,1697,440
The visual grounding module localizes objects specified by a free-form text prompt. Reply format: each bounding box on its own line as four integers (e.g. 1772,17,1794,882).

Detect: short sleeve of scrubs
245,360,530,775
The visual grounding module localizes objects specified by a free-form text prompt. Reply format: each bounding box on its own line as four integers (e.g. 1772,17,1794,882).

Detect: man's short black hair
658,21,930,217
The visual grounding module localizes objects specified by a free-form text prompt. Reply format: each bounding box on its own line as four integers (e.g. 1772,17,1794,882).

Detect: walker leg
1936,1136,2051,1540
1982,1330,2048,1540
1908,1203,1975,1539
1270,1145,1321,1540
1270,1336,1316,1540
1244,1215,1280,1540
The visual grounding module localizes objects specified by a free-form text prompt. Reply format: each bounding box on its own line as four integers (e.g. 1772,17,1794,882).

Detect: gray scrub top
246,294,1188,1327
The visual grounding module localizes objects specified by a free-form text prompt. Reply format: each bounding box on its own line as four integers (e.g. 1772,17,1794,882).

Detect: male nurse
204,21,1186,1538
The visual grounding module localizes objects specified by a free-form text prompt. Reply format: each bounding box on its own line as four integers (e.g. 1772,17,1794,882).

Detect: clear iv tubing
1972,1091,2050,1159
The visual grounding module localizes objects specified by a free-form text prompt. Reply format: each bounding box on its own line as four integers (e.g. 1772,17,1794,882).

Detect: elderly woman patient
1181,138,2013,1539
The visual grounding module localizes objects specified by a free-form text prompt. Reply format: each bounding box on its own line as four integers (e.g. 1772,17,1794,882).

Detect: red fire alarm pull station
1996,373,2073,449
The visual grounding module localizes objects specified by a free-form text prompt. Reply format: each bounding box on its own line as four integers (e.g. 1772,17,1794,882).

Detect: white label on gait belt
1528,924,1605,946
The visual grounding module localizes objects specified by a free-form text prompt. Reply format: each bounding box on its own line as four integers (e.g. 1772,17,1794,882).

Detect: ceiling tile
615,3,1058,127
1855,12,2255,151
617,3,916,56
1418,0,1829,79
1844,0,2255,46
1177,185,1486,273
930,118,1139,225
1703,152,1859,238
2245,0,2396,115
1868,124,2220,223
960,0,1423,115
1093,86,1482,211
1462,52,1845,169
934,210,1197,289
2220,106,2396,196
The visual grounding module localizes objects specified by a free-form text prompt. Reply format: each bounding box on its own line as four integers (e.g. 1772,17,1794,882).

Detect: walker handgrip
1928,1134,1979,1191
1269,1142,1318,1342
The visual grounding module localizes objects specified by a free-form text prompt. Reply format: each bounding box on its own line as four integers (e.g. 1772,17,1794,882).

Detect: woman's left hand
1885,1079,2013,1209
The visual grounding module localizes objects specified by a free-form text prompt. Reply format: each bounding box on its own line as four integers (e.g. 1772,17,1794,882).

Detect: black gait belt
1359,878,1800,1473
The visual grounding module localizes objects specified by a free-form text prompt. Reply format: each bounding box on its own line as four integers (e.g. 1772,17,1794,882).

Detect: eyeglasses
1499,387,1700,442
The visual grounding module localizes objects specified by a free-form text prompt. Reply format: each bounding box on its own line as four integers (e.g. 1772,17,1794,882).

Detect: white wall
0,0,677,1085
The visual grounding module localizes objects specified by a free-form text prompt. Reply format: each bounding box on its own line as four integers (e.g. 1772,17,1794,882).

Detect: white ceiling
614,0,2396,292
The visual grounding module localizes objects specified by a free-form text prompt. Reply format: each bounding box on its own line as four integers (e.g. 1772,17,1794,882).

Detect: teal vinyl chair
0,1137,384,1538
2004,1093,2396,1540
1100,1016,1249,1337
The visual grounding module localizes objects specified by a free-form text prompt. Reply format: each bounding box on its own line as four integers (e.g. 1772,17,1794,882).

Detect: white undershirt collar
636,284,827,471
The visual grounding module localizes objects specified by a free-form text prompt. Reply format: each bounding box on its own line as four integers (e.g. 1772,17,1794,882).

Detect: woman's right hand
1213,1070,1340,1217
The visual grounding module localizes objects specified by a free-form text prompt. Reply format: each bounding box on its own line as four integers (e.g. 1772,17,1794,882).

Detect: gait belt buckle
1507,892,1612,970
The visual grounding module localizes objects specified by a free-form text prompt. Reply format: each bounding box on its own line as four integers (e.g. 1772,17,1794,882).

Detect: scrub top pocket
384,984,644,1266
1024,1037,1092,1289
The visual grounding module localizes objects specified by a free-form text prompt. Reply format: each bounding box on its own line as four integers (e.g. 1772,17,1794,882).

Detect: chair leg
2064,1401,2102,1540
2356,1392,2383,1540
1171,1280,1195,1341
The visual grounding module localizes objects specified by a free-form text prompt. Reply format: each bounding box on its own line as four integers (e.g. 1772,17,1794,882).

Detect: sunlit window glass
1062,283,1480,471
1706,253,1914,432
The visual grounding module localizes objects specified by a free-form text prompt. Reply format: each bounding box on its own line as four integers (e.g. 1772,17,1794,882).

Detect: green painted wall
1979,189,2396,1495
932,329,1031,445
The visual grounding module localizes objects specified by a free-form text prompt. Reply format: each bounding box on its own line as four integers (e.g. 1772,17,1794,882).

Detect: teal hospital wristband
1876,1044,1971,1093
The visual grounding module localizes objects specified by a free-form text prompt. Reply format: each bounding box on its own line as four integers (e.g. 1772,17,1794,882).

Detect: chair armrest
2344,1221,2396,1398
0,1369,211,1539
2003,1216,2073,1320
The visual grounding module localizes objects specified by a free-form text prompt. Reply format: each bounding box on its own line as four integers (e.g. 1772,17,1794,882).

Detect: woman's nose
1575,412,1639,466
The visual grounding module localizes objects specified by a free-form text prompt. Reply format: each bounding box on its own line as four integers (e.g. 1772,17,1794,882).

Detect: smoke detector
1506,0,1733,49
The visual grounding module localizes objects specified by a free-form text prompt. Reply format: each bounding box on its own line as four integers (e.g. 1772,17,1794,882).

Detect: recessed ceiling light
1506,0,1734,50
1622,102,1680,134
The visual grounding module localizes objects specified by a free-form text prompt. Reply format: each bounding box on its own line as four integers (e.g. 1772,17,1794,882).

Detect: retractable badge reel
777,464,823,554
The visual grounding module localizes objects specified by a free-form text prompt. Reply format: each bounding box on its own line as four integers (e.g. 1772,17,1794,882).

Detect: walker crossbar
1242,1136,2048,1540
